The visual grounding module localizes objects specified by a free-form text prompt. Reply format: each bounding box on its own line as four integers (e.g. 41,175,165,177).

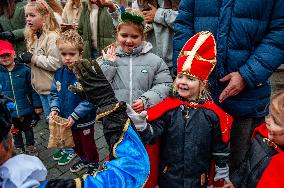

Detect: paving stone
98,148,110,163
58,171,78,179
38,148,56,160
96,137,107,149
47,168,62,180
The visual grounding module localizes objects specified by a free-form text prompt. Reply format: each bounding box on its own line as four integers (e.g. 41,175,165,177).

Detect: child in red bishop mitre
127,31,234,188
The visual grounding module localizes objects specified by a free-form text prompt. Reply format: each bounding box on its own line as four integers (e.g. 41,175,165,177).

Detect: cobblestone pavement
33,120,109,180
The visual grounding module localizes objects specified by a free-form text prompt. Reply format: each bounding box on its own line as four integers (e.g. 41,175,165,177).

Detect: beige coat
62,1,82,24
29,31,62,95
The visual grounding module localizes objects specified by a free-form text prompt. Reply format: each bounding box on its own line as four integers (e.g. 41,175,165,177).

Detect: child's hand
102,45,116,62
34,108,43,114
66,116,75,128
49,111,58,118
223,181,235,188
132,99,144,113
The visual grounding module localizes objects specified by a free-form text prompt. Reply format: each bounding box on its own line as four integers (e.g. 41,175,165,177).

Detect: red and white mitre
177,31,217,80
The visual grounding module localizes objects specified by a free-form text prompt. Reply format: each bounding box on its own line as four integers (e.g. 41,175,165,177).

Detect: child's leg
81,127,99,164
39,94,51,121
80,127,99,175
21,114,37,155
12,118,25,153
70,129,89,172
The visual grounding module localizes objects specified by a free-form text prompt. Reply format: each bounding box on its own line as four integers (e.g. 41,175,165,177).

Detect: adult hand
0,31,15,42
219,72,246,103
102,45,116,62
142,4,157,23
18,52,33,64
97,0,117,12
66,116,75,128
132,99,144,113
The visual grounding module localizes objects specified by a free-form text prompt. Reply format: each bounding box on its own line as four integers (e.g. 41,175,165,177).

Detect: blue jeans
39,94,51,120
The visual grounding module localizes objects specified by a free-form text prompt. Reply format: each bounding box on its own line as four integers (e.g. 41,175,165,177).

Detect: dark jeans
12,114,35,148
72,126,99,163
229,116,265,173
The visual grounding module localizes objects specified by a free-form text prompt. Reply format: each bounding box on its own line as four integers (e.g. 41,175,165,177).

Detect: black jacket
231,134,278,188
140,105,230,188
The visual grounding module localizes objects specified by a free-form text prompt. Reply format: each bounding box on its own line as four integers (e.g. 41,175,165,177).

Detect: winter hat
0,40,15,56
177,31,216,80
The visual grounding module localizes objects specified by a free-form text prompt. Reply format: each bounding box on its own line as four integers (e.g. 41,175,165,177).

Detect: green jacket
78,2,115,59
0,0,27,54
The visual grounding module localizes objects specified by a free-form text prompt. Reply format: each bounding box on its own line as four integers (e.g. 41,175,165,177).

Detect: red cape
144,97,233,188
252,123,284,188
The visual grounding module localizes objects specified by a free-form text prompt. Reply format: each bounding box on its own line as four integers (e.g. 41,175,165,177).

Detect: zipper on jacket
9,72,20,117
129,55,133,104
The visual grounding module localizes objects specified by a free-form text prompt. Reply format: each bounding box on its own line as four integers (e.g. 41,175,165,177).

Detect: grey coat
98,42,172,109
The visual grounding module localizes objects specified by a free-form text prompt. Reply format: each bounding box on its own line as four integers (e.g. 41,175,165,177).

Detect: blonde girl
98,11,172,113
23,0,62,119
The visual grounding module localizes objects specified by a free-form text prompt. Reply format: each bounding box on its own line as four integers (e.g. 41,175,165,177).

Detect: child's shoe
25,145,38,156
87,162,99,175
58,152,76,166
52,149,65,161
14,147,25,154
70,160,88,173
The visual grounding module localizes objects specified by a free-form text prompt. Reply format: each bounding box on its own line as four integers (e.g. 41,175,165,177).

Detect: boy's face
0,53,15,68
266,107,284,145
58,43,81,66
174,74,202,100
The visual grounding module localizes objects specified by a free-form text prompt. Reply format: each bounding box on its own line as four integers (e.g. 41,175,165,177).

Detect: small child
230,90,284,188
49,29,99,174
0,40,42,155
98,10,172,113
128,32,234,187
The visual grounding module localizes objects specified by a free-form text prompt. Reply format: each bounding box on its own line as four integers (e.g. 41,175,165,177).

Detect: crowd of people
0,0,284,187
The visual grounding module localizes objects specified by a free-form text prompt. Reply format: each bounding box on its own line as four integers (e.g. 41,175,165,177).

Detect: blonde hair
271,90,284,124
46,0,63,15
64,0,81,12
56,29,83,53
24,0,60,50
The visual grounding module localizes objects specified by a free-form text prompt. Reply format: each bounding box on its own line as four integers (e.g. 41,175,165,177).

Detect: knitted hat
177,31,216,80
0,40,15,56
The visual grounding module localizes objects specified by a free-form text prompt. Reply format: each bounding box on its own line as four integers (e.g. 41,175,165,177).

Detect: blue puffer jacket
173,0,284,118
49,66,97,130
0,63,42,118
